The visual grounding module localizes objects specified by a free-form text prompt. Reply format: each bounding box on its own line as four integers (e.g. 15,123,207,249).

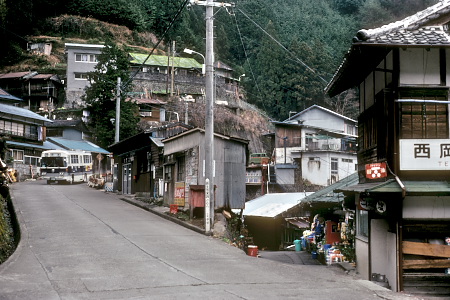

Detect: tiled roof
326,0,450,96
354,26,450,45
354,0,450,44
129,53,202,69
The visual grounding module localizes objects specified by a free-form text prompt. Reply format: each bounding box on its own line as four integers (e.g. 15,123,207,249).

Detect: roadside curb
118,196,207,235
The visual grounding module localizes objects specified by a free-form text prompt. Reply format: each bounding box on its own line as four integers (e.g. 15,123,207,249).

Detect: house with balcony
271,105,357,190
326,1,450,295
0,71,63,113
0,102,52,180
129,52,239,104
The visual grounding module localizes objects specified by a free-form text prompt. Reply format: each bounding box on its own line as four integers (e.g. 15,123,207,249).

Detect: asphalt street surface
0,181,426,299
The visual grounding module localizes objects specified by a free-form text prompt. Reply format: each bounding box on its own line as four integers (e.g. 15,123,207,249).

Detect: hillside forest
0,0,439,121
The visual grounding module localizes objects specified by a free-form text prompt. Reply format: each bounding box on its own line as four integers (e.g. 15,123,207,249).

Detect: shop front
338,180,450,294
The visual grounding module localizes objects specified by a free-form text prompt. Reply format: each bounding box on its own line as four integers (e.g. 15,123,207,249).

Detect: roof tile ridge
356,0,450,41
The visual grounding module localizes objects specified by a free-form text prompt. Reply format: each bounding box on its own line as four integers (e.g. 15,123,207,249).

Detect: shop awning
287,218,310,228
336,180,450,196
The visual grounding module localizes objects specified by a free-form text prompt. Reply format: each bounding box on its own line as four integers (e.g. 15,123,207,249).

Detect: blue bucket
311,251,318,259
294,239,302,251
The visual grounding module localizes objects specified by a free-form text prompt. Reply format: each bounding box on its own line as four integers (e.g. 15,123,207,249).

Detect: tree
83,42,139,148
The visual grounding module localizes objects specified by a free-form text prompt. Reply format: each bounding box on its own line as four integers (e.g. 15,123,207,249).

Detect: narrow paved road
0,181,418,299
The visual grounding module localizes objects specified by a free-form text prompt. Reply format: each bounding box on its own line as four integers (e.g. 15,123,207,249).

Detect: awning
336,179,450,196
287,218,310,229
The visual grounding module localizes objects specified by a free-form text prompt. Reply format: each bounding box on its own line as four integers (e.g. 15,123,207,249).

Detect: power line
235,8,328,85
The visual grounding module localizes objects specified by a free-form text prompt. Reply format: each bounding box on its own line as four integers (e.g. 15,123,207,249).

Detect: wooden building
0,72,63,113
0,103,52,180
108,123,192,196
326,1,450,296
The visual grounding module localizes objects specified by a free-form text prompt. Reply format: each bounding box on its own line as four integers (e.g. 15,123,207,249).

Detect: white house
272,105,357,188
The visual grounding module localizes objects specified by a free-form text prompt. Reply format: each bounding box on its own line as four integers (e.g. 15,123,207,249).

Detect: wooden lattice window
400,103,448,139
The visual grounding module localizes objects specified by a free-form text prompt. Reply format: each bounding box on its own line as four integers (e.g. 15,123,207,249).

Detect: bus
40,149,93,184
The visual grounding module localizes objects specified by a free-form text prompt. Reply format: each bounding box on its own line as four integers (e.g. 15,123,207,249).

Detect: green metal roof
302,172,359,203
129,53,202,69
337,179,450,196
371,180,450,195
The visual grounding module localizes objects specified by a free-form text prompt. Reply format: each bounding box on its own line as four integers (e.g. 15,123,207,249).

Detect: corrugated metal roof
47,137,109,154
0,71,31,79
0,103,51,122
6,140,57,150
336,179,450,196
0,88,22,102
65,43,105,49
242,192,314,218
149,137,164,147
303,172,359,203
129,53,202,69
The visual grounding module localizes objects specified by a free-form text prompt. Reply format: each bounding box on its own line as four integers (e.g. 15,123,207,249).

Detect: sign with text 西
400,139,450,170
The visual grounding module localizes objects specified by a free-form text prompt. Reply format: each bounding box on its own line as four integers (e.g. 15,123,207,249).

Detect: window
83,155,92,164
346,124,356,135
342,158,353,163
70,155,79,164
177,156,185,181
356,209,369,239
164,165,172,180
331,157,338,174
74,73,89,80
400,102,448,139
147,152,152,172
25,156,40,166
75,53,98,63
12,150,24,162
140,111,152,117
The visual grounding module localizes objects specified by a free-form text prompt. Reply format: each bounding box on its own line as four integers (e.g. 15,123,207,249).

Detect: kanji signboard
400,139,450,170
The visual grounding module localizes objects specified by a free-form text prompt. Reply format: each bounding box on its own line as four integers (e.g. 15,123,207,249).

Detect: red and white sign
365,162,387,179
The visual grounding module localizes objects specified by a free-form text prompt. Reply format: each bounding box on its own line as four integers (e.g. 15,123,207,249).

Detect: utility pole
115,77,121,143
171,41,175,97
189,0,234,234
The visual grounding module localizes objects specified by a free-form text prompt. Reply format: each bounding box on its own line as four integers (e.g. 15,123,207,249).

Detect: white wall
400,48,440,85
301,152,356,186
300,108,347,132
275,167,295,185
403,196,450,219
356,237,370,280
371,219,398,291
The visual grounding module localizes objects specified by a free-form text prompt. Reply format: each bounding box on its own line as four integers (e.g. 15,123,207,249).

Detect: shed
162,128,248,210
241,173,359,250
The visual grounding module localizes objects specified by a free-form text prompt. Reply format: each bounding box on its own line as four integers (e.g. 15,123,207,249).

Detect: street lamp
183,48,205,75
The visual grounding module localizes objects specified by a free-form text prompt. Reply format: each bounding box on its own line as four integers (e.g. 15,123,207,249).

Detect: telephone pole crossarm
189,0,234,7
